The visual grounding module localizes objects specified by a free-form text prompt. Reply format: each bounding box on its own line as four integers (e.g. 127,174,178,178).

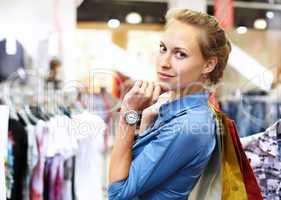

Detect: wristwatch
124,110,140,125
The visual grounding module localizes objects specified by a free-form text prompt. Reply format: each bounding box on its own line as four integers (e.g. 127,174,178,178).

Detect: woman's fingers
131,80,143,92
139,81,148,94
145,82,154,98
123,80,171,111
152,84,161,103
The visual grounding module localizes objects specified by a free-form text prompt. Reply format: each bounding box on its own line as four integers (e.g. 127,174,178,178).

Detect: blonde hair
165,9,232,85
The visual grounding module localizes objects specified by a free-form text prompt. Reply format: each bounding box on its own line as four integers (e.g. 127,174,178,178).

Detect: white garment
241,131,265,148
31,120,49,197
62,180,72,200
74,112,106,200
46,115,78,159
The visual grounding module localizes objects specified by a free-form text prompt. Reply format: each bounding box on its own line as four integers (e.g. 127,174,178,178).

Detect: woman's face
156,20,207,91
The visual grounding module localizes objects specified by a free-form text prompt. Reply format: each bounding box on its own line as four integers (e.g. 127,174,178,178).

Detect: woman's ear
202,56,218,74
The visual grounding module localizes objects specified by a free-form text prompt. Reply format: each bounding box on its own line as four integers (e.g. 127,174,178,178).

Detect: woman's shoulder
167,103,216,142
172,103,215,127
154,103,216,159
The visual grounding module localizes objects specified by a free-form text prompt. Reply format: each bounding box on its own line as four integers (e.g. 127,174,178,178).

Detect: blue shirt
108,92,217,200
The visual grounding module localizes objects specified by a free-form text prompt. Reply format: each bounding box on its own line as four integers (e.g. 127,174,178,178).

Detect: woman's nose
160,53,172,69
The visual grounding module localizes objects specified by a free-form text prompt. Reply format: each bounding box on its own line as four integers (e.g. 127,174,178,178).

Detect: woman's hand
121,80,162,112
139,92,171,132
109,81,165,183
139,104,158,133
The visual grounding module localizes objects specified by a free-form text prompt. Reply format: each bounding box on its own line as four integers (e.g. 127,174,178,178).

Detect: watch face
125,110,139,125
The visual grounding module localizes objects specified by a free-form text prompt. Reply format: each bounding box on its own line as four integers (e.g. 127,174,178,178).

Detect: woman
108,8,231,200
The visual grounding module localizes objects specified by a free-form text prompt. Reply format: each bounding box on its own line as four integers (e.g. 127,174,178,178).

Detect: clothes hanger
4,88,19,120
17,108,32,126
24,105,40,123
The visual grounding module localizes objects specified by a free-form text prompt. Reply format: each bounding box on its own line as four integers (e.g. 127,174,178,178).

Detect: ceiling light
266,11,274,19
254,19,267,30
107,19,120,29
236,26,248,34
126,12,142,24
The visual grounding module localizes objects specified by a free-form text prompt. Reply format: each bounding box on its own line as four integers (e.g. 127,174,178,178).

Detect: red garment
214,0,234,29
208,93,263,200
111,71,133,99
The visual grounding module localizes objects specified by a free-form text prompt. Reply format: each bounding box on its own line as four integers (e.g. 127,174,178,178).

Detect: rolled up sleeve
108,118,215,200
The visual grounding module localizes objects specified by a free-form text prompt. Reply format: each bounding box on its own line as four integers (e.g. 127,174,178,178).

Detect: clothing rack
220,89,281,137
220,91,281,103
0,69,112,200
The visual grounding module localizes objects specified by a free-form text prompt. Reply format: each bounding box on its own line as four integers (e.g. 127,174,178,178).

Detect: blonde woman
108,9,231,200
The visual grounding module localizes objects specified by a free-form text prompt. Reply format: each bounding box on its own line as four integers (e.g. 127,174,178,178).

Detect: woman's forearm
109,111,136,184
109,81,161,184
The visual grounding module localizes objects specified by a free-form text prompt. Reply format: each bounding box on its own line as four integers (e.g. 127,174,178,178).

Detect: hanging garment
23,125,39,200
43,158,52,200
30,121,49,200
43,156,64,200
5,132,15,199
62,157,75,200
221,89,281,138
8,118,28,200
73,112,106,200
0,39,25,82
221,98,268,137
49,155,64,200
189,93,263,200
243,120,281,199
45,115,78,159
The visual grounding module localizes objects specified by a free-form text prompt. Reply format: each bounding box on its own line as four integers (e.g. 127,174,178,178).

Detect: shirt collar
158,91,210,122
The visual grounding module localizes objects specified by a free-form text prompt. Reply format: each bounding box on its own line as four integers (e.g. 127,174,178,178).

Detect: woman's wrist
119,106,139,128
120,102,139,113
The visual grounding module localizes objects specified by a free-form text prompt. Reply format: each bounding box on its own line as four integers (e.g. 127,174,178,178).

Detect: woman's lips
158,72,175,81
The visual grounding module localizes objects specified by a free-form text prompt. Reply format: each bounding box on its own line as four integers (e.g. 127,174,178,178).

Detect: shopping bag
209,93,263,200
189,93,263,200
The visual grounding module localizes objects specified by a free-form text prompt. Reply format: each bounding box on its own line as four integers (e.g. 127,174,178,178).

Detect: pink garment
30,122,48,200
49,156,64,200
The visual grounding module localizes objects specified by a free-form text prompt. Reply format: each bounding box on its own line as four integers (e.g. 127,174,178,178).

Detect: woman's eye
175,51,187,59
159,45,166,54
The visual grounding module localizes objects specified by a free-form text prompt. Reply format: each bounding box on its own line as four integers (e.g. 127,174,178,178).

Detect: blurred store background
1,1,281,200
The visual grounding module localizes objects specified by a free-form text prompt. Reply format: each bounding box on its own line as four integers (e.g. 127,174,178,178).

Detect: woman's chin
157,81,175,91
